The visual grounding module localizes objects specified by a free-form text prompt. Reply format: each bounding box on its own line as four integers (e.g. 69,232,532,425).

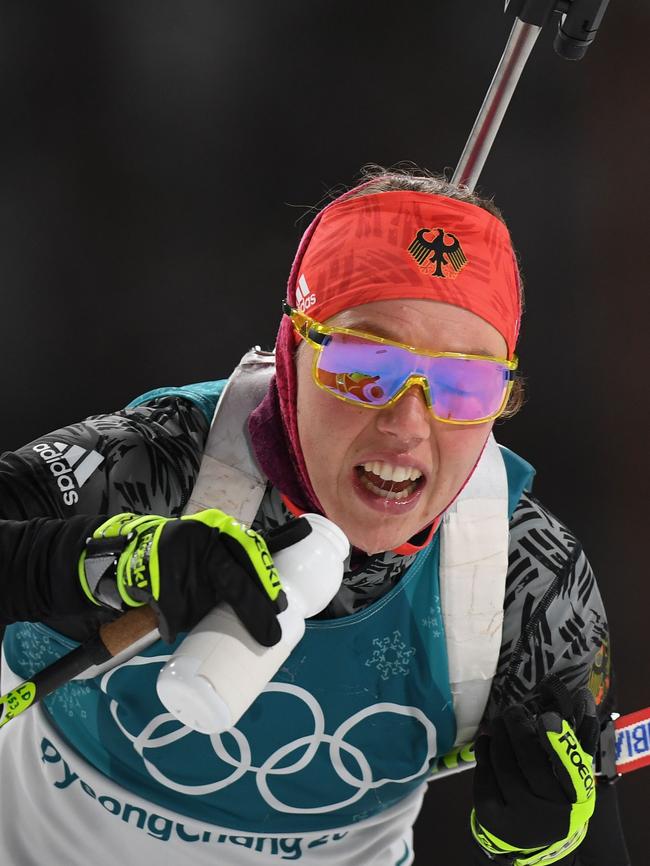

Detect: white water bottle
156,514,349,734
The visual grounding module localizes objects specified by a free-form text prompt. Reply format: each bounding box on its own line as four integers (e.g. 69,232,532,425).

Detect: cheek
297,385,359,462
297,388,329,459
296,355,341,467
435,424,493,476
297,355,325,443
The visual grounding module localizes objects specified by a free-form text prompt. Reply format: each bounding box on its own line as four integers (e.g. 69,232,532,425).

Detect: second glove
471,676,599,865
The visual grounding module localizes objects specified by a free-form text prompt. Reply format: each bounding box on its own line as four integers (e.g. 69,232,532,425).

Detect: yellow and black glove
471,676,599,865
78,509,309,643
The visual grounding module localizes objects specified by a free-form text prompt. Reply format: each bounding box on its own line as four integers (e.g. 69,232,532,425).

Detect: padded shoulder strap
184,348,274,524
439,434,509,746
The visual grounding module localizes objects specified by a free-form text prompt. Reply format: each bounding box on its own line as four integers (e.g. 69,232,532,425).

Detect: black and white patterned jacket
0,394,627,864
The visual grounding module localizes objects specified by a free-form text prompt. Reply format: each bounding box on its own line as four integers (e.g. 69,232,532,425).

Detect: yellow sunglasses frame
285,304,519,425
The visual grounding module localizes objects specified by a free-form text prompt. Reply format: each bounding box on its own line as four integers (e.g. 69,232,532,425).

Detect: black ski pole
0,605,158,730
453,0,611,192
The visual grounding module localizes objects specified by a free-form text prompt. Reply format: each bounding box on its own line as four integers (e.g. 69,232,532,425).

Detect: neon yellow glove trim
182,509,282,601
470,809,590,865
513,825,589,865
470,810,544,856
81,513,169,608
544,719,596,834
117,521,166,606
78,513,142,606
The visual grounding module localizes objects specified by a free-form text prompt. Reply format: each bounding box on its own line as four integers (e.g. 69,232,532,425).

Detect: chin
341,522,414,556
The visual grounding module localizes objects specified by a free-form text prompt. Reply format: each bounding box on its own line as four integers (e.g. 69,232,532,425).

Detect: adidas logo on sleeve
32,441,105,506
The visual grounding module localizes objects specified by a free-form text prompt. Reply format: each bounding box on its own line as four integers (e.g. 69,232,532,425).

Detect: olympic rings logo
100,655,438,815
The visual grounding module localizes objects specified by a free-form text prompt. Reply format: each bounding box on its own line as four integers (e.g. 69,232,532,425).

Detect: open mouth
355,461,425,501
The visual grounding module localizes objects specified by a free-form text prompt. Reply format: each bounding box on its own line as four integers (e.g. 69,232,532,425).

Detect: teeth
363,461,423,482
360,475,416,499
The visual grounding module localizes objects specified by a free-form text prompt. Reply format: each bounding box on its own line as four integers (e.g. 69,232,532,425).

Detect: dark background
0,1,647,861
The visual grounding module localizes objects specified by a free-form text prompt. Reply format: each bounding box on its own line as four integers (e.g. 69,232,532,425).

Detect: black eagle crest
408,228,467,277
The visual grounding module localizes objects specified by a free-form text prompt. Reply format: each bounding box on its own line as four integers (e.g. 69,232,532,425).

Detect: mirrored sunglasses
285,304,518,425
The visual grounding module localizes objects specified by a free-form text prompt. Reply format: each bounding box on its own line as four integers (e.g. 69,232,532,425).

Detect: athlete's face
296,298,508,554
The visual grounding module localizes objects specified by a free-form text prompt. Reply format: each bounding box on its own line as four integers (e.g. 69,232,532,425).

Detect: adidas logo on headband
408,227,468,279
296,274,317,312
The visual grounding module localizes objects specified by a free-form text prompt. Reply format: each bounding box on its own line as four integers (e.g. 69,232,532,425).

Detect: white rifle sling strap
185,347,275,524
439,434,509,746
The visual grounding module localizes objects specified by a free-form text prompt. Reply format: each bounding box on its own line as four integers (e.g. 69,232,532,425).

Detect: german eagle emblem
408,227,468,278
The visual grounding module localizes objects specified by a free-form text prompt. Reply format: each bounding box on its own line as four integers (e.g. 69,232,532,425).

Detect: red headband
289,190,521,356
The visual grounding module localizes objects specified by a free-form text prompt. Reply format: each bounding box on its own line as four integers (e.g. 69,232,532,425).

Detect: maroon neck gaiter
247,362,321,514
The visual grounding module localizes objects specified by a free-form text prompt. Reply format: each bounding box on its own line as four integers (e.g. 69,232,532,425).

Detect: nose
374,384,432,447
